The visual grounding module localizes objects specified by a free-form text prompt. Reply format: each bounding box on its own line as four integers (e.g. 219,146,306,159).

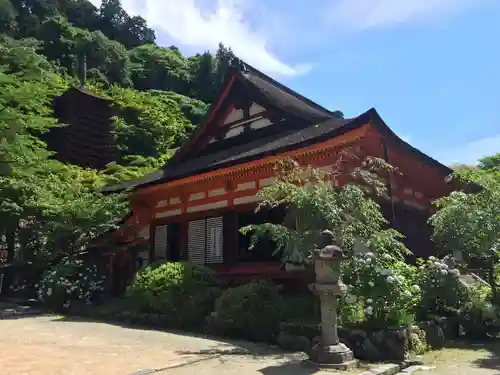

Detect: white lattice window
188,219,206,265
153,225,167,261
187,216,224,265
206,216,223,264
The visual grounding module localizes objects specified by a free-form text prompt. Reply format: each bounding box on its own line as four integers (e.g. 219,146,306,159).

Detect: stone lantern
308,230,357,369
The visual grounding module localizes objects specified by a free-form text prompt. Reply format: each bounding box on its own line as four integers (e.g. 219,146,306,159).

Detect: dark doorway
167,223,181,261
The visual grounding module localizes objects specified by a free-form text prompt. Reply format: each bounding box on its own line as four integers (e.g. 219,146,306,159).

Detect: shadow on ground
0,299,47,320
258,360,320,375
462,341,500,371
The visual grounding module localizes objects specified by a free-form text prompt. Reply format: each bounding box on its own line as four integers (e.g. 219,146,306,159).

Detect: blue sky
90,0,500,166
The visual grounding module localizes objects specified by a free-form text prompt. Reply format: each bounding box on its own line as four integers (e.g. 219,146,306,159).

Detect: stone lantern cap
311,230,351,261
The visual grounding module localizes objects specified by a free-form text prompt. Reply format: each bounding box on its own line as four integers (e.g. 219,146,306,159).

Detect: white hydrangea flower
345,294,357,304
397,275,405,283
382,253,392,260
411,285,421,293
440,269,448,276
47,288,53,296
429,256,437,261
368,281,375,287
364,306,373,315
365,258,372,264
365,252,374,258
450,269,460,277
366,299,373,304
380,269,391,276
387,276,396,283
404,291,412,298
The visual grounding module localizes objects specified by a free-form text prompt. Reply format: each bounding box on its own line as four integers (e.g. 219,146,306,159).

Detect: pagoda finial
80,53,87,88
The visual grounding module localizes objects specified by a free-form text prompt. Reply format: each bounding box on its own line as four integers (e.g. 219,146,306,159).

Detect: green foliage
241,158,411,265
3,0,237,104
430,164,500,301
101,85,205,157
478,153,500,173
211,280,284,342
457,293,500,339
129,44,190,93
0,40,127,264
37,255,107,309
409,328,429,355
126,262,219,328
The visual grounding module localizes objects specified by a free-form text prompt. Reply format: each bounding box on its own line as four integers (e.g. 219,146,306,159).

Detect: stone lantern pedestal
307,234,358,370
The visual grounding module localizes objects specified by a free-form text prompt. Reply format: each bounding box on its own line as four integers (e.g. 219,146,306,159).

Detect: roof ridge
238,61,334,116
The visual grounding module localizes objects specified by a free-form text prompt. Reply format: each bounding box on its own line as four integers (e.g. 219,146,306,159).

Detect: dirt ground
1,314,499,375
0,315,285,375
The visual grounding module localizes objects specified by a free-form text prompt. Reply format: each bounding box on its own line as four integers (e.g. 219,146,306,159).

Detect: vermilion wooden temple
102,62,453,291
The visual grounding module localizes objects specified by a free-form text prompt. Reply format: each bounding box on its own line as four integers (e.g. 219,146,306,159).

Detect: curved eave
364,108,453,177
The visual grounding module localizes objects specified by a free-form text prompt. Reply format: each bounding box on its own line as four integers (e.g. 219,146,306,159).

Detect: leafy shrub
416,256,469,318
457,290,500,339
342,252,420,329
338,298,365,327
126,261,218,329
281,293,320,324
211,280,284,342
37,256,107,309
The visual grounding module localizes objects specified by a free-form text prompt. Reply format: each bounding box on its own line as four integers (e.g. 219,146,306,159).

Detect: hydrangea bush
416,256,468,317
37,256,107,309
340,252,421,328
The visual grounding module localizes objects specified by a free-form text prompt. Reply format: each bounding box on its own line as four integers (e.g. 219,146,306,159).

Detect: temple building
46,87,117,170
101,62,454,289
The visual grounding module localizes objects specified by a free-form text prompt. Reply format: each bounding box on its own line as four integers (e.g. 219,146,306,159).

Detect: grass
421,340,500,373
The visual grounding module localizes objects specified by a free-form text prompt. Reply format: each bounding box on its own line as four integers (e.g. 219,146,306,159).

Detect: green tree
0,44,127,264
241,157,409,265
0,0,17,34
430,162,500,302
478,153,500,173
129,44,190,93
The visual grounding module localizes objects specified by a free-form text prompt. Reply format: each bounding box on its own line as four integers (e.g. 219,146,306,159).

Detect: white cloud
88,0,307,77
433,134,500,165
326,0,484,30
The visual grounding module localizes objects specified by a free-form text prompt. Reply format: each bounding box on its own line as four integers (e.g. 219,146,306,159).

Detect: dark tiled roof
58,87,112,103
162,116,352,180
101,107,453,194
100,169,165,193
170,60,338,163
101,115,355,193
240,66,335,122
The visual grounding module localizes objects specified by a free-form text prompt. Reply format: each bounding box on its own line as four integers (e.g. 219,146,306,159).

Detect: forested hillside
1,0,238,174
0,0,237,264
